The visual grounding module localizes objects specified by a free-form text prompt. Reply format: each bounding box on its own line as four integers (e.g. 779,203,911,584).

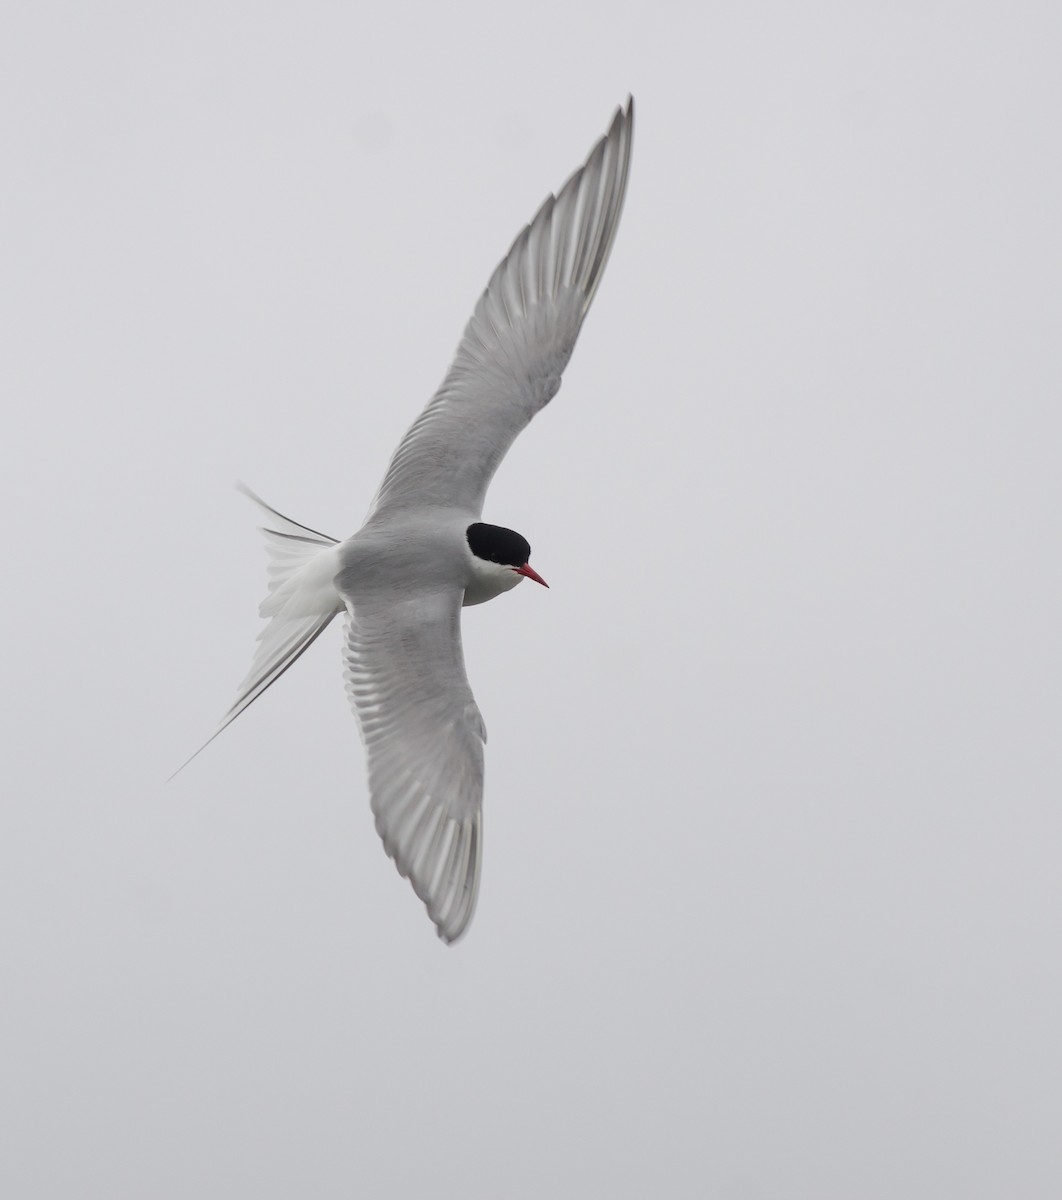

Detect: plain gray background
3,2,1060,1197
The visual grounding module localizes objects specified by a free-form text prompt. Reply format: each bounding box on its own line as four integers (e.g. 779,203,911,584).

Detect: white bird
190,99,634,942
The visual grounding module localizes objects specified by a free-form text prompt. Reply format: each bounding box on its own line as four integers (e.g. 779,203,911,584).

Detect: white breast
462,554,524,607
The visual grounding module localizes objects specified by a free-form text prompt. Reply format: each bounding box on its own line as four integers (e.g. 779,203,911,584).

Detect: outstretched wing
369,98,634,520
342,589,485,943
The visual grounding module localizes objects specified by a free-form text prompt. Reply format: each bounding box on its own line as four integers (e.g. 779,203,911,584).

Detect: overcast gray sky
3,2,1061,1197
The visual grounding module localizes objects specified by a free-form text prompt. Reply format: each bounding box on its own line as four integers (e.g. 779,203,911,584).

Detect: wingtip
435,923,465,946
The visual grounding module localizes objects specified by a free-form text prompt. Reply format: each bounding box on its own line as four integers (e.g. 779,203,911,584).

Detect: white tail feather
170,486,344,777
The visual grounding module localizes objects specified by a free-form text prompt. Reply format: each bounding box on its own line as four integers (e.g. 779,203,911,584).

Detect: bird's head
464,522,549,605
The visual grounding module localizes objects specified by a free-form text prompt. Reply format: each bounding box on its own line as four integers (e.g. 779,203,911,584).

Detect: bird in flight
187,99,633,942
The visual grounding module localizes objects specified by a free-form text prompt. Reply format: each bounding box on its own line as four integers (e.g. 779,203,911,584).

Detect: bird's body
194,100,634,941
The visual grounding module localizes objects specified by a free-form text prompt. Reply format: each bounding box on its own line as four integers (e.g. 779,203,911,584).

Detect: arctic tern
190,99,633,942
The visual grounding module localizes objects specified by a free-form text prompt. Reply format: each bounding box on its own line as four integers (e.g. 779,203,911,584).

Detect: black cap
466,523,531,567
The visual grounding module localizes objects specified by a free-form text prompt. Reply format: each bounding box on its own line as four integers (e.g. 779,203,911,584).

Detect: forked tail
171,484,344,777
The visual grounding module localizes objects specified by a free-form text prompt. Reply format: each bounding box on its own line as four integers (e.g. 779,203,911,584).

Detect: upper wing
369,98,634,520
342,588,485,942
